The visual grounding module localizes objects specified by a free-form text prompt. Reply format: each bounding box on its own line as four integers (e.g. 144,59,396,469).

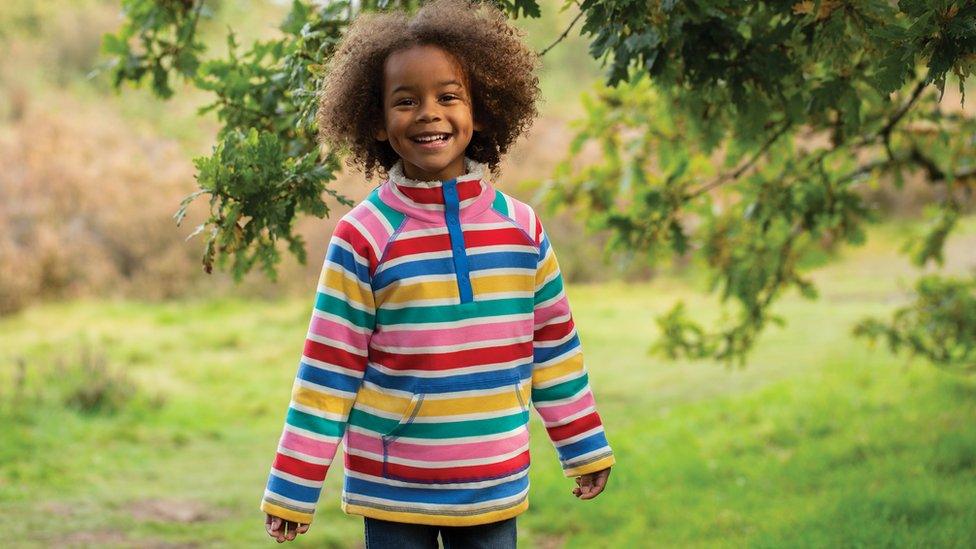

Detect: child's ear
473,119,484,132
375,127,388,141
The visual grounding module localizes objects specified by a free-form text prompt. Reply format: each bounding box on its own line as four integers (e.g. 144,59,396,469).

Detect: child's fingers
296,523,310,534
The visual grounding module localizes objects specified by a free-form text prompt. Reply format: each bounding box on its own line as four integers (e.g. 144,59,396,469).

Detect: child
261,0,615,545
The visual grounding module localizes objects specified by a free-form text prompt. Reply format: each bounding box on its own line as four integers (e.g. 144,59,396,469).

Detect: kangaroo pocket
381,380,531,484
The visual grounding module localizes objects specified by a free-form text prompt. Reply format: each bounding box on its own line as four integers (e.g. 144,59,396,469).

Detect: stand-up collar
380,157,496,222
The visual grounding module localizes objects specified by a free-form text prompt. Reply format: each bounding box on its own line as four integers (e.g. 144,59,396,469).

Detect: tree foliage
99,0,976,367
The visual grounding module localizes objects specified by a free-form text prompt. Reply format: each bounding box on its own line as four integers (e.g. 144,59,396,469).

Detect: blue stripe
297,360,363,394
267,473,321,504
372,256,456,290
538,232,550,262
558,430,610,462
442,179,474,303
366,362,533,393
345,472,528,504
467,250,538,271
326,241,371,285
533,332,581,364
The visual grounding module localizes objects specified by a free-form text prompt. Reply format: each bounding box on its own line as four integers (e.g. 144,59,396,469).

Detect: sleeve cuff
562,452,615,478
261,499,315,525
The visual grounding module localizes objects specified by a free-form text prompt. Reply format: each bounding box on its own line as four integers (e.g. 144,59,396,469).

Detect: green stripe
532,373,588,403
376,297,533,325
535,273,564,305
366,189,406,229
348,408,529,439
287,407,346,438
492,189,510,217
315,292,375,329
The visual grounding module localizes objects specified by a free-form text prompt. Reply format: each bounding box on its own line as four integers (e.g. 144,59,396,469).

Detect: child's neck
401,156,467,182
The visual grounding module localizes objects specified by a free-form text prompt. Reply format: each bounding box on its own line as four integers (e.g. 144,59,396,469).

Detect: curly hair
316,0,541,180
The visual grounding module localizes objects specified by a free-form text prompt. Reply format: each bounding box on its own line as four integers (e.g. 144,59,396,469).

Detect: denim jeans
364,516,518,549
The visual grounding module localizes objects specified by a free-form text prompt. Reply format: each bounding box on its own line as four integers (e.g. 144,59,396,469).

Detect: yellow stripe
260,501,314,525
292,385,354,416
536,252,558,283
322,265,374,308
471,274,535,293
356,384,530,417
533,352,583,385
342,498,528,527
377,279,458,303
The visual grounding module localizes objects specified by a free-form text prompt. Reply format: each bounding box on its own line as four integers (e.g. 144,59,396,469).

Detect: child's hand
572,467,611,500
265,513,310,543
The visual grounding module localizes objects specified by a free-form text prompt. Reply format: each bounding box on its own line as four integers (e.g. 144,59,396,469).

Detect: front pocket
379,383,531,484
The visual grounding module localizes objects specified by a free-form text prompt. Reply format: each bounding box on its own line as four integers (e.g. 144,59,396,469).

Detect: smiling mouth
410,133,452,143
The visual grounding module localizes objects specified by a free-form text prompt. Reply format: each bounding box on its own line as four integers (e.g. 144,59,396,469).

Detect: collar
379,157,496,222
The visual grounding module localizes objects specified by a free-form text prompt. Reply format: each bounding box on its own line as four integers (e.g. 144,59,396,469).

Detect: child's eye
441,94,459,101
394,98,416,107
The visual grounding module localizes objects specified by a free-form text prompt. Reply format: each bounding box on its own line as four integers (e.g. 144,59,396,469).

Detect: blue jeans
364,516,518,548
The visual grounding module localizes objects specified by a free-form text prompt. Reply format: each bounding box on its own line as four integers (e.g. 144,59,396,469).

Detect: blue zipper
441,178,473,303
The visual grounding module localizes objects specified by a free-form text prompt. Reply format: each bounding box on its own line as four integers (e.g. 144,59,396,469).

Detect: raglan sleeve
259,215,377,525
529,214,616,478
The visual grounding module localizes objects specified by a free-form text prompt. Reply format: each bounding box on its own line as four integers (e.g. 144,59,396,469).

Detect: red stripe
371,341,532,371
273,452,328,481
464,226,534,248
534,317,574,342
546,411,602,442
303,339,367,372
384,233,452,261
395,179,482,205
346,450,529,483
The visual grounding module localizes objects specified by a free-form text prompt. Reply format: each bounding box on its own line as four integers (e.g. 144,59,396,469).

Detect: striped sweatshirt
260,157,615,527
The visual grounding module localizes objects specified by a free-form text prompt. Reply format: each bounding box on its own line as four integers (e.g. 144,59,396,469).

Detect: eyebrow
391,80,465,94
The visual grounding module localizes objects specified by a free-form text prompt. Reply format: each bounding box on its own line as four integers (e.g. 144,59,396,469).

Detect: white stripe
562,446,612,466
290,399,353,422
284,423,343,444
532,368,586,391
274,445,332,467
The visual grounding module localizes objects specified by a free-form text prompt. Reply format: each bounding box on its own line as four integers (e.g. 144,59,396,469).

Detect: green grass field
1,220,975,548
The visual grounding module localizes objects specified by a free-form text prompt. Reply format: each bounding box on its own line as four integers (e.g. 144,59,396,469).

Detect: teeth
413,134,448,143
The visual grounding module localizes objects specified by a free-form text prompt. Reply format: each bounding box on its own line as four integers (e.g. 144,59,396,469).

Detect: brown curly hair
316,0,541,180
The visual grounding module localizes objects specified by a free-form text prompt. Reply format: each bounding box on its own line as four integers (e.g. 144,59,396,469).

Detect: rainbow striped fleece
260,157,616,527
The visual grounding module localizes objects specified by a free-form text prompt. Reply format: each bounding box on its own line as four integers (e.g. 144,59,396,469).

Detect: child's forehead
382,44,469,90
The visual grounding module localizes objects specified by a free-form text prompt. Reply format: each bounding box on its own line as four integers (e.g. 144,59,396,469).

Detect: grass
1,219,975,548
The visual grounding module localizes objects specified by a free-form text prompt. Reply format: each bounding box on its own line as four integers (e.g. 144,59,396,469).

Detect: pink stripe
534,390,594,422
371,317,534,348
346,428,528,462
535,294,570,323
282,429,339,458
352,204,393,254
309,315,367,349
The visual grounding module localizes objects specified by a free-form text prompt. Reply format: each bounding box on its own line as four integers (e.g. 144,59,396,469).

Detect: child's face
375,44,483,181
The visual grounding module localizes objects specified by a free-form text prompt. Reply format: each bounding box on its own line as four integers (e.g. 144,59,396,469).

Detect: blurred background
1,0,974,547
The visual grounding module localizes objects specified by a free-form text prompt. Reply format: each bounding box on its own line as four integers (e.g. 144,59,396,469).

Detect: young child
261,0,615,545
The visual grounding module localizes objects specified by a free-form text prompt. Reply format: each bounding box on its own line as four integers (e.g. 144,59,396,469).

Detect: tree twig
537,2,585,57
